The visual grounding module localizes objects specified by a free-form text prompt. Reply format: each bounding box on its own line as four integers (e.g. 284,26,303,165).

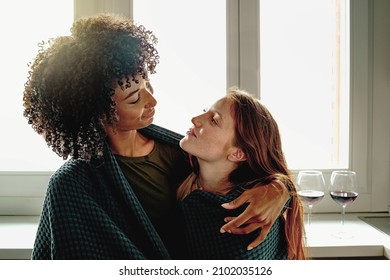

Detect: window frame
0,0,388,215
228,0,389,212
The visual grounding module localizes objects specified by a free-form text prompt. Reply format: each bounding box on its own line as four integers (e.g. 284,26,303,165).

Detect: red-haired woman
178,88,307,260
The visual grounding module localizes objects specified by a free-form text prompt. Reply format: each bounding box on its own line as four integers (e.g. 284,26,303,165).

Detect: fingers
223,216,235,223
220,182,287,250
247,224,271,250
220,216,271,250
220,211,264,234
220,207,254,233
222,222,261,235
221,193,250,210
220,194,256,232
219,216,243,233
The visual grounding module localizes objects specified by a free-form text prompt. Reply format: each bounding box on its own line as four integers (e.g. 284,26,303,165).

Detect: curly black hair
23,13,159,161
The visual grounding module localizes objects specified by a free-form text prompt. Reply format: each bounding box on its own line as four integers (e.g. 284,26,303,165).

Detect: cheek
209,131,231,146
182,134,226,157
116,106,143,125
211,132,236,154
117,104,141,118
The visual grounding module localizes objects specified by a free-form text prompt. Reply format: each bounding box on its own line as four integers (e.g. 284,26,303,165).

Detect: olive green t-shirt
114,140,190,257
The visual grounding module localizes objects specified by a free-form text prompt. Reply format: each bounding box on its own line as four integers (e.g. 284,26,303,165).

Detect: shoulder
47,159,91,196
181,189,239,207
50,159,89,181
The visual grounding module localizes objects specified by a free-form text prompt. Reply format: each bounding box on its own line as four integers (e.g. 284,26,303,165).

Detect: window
134,0,350,171
232,0,389,212
259,0,350,170
133,0,227,134
1,0,388,214
0,0,73,171
135,0,389,212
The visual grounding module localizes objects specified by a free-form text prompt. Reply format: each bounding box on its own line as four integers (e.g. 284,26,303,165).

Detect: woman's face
110,74,157,131
180,97,238,162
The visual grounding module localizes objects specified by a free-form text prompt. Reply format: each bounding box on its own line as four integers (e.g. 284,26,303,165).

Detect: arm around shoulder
220,180,290,250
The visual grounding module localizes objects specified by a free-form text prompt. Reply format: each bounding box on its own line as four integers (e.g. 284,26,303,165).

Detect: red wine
330,191,358,206
297,190,325,206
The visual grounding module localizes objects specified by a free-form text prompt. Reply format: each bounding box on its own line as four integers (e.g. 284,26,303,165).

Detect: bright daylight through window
133,0,227,137
259,0,350,170
1,0,349,172
0,0,73,171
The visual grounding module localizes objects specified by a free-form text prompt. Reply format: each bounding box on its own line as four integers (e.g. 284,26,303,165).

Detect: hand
220,181,290,250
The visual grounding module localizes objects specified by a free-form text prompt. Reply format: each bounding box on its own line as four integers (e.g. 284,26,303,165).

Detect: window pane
0,1,73,171
133,0,226,134
259,0,350,170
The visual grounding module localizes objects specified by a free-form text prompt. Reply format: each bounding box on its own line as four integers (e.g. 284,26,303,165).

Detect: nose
144,89,157,108
191,115,202,127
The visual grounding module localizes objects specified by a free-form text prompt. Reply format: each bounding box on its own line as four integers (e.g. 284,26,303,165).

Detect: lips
187,127,197,138
143,108,155,119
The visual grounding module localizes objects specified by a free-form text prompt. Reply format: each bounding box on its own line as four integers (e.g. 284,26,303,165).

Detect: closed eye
211,113,221,126
128,93,141,104
124,89,141,104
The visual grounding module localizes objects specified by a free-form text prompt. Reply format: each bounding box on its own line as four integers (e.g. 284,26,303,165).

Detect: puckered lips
142,108,155,119
186,127,197,138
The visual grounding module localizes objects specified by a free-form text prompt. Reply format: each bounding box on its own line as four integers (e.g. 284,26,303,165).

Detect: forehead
212,97,232,113
212,98,236,123
115,74,144,88
122,73,145,83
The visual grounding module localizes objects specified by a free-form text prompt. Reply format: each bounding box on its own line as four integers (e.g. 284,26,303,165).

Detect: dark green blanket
32,124,289,260
32,124,181,260
179,187,289,259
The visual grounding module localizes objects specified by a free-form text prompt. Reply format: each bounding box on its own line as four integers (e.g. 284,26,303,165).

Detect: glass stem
308,205,313,226
341,205,346,226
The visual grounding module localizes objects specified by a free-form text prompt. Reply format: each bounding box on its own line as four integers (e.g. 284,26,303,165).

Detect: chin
142,118,155,127
179,141,197,157
179,138,185,148
179,138,191,151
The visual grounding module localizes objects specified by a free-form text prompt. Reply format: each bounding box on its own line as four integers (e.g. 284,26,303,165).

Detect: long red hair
227,88,307,260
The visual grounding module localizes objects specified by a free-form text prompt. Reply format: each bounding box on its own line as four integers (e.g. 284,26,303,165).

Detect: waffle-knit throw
32,124,181,259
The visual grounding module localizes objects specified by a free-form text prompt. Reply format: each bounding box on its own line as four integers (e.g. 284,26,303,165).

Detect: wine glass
296,170,325,227
329,170,358,238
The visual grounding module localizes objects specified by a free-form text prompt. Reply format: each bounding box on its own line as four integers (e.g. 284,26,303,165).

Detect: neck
105,127,154,157
196,160,237,195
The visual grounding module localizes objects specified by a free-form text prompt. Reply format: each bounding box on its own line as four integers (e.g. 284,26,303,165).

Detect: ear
228,148,247,163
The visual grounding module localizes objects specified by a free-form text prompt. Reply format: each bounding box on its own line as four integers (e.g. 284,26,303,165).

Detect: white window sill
306,213,390,259
0,216,39,260
0,213,389,260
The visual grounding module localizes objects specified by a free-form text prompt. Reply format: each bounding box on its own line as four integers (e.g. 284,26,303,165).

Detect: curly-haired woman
23,13,290,259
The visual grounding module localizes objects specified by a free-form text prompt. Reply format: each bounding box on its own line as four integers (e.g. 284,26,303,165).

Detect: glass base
331,230,354,239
